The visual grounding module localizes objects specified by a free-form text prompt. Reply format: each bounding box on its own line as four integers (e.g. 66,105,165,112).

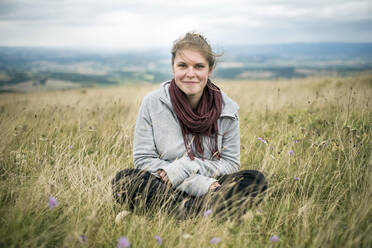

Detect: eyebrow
176,61,206,66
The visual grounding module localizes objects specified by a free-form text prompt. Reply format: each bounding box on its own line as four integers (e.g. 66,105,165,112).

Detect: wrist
209,181,221,192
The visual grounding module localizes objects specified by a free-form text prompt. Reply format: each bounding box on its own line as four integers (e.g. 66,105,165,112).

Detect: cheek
173,69,184,78
197,71,209,80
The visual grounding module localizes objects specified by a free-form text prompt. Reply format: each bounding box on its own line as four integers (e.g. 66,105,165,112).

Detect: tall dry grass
0,75,371,247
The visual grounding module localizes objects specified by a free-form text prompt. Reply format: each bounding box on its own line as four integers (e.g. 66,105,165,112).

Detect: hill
1,43,372,92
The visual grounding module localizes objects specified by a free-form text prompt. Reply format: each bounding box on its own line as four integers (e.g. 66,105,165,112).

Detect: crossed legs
112,169,267,218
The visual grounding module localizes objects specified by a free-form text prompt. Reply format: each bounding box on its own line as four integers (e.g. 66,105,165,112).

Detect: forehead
174,49,208,64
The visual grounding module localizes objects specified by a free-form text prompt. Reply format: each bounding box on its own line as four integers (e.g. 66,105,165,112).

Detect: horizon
1,42,372,53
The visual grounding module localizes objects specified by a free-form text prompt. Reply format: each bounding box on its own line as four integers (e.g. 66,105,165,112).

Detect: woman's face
172,49,212,102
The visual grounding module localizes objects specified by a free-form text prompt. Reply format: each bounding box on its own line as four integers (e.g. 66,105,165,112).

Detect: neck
187,93,202,110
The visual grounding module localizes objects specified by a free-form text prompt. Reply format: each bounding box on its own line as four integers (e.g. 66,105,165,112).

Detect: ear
208,68,213,77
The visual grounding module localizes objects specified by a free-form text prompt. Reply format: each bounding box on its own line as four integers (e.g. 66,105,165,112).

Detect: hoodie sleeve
133,95,171,173
176,174,217,196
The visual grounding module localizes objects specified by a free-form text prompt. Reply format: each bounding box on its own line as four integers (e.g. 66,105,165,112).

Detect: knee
111,168,158,198
251,170,268,192
239,170,268,193
112,168,142,203
239,170,266,181
112,168,141,186
258,174,268,194
253,170,267,186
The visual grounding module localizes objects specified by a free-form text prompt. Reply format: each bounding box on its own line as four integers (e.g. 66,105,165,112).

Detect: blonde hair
171,32,221,71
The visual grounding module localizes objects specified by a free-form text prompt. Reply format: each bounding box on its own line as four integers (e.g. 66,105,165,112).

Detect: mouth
182,81,198,84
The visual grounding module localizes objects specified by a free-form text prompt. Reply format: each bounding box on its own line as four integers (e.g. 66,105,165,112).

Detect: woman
112,32,267,218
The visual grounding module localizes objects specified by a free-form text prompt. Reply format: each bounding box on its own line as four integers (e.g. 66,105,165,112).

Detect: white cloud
0,0,371,49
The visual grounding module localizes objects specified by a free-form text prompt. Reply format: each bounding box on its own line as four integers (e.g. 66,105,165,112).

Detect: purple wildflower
323,143,327,148
289,149,294,156
270,235,280,242
210,237,221,244
78,235,88,243
155,235,162,245
117,237,130,248
294,176,300,181
48,196,58,209
117,193,121,197
204,209,212,217
257,137,267,144
295,140,299,144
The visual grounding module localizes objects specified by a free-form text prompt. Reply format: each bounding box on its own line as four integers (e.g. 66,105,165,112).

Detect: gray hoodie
133,80,240,196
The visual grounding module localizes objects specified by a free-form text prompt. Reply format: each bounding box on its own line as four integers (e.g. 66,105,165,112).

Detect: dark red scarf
169,79,222,160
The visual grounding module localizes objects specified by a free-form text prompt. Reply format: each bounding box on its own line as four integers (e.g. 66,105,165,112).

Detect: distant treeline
214,65,372,79
0,69,171,87
215,66,301,79
0,70,115,86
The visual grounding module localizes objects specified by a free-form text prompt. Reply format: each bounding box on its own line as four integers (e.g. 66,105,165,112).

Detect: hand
158,169,169,183
209,181,221,192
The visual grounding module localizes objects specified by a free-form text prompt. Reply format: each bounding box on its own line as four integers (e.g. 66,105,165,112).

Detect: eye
195,64,205,69
177,63,186,68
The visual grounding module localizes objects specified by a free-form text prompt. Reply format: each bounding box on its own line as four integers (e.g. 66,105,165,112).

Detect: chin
183,89,199,96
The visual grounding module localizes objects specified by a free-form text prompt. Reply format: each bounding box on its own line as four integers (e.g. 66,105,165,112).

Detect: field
0,75,371,247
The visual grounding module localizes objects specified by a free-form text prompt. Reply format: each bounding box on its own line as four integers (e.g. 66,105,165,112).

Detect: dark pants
112,169,267,218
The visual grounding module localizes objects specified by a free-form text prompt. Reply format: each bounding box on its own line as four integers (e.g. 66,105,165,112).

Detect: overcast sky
0,0,371,50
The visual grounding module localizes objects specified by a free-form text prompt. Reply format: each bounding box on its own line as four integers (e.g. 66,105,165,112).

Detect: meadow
0,75,371,247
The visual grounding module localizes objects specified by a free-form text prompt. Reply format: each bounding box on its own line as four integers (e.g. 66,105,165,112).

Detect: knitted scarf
169,78,222,160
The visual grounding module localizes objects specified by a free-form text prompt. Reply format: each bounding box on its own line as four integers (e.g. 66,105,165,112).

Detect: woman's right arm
133,96,171,173
133,96,198,188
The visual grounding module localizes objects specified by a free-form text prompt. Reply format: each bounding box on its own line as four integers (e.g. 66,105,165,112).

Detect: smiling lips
182,81,199,84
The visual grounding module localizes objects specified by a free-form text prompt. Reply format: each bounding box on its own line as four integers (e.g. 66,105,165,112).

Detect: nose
186,66,196,78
